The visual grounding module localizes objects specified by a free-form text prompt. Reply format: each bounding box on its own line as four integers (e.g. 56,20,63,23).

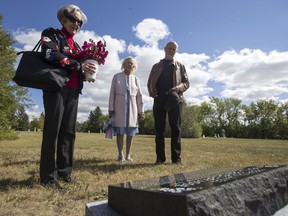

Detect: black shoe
154,160,165,165
59,176,75,184
42,180,64,191
172,161,184,166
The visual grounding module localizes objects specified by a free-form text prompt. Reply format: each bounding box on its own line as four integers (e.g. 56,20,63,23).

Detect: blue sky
1,0,288,122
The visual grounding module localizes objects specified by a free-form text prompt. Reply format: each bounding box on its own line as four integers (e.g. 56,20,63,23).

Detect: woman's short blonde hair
121,56,138,72
57,4,87,26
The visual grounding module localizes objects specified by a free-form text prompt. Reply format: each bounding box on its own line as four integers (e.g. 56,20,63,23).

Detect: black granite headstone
108,165,288,216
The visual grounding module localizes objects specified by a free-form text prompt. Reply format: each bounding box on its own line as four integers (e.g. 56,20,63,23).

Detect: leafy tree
38,112,45,130
273,102,288,139
222,98,242,137
76,120,89,132
199,98,243,138
255,99,278,139
242,103,257,138
99,114,110,133
0,14,32,140
181,104,202,138
197,102,214,136
139,110,154,135
210,97,226,133
15,105,29,131
87,106,103,132
241,99,285,139
29,117,41,131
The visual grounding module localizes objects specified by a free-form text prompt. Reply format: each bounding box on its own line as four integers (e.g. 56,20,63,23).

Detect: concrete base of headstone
274,204,288,216
84,200,288,216
85,200,120,216
106,166,288,216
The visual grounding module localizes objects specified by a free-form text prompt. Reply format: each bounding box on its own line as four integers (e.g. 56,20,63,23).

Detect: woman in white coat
108,57,145,163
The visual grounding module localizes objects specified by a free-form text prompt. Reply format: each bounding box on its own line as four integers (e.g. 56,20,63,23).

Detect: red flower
76,39,109,65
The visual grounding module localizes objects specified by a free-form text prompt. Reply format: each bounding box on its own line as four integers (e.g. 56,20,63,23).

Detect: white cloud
13,28,41,51
26,104,40,122
208,49,288,102
132,18,170,47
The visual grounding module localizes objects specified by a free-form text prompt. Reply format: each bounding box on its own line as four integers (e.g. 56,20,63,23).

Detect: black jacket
41,27,84,93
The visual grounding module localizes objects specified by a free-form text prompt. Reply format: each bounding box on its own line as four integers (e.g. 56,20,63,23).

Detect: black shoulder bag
13,39,69,91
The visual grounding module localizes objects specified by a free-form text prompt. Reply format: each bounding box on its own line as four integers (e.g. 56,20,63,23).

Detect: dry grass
0,132,287,216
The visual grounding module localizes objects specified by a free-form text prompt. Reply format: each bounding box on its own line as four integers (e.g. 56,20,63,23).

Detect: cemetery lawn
0,132,287,216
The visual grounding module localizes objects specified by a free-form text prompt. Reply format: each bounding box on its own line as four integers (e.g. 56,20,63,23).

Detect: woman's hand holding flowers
82,61,97,75
139,112,145,121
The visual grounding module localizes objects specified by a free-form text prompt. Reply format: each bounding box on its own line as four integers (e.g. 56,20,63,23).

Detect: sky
1,0,288,122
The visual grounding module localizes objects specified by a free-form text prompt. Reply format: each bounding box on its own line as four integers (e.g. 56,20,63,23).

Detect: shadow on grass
0,158,157,189
73,158,155,174
0,171,38,192
3,159,38,166
3,157,154,174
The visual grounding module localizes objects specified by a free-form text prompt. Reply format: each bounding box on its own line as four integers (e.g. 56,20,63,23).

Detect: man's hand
170,86,178,92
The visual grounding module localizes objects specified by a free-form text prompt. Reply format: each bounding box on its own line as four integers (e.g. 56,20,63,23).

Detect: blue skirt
113,127,139,136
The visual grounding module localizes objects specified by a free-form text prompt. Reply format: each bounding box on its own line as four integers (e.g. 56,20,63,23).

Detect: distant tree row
190,97,288,139
139,98,288,139
14,106,45,132
11,97,288,140
76,98,288,139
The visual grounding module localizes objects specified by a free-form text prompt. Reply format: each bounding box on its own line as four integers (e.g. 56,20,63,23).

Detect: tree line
1,15,287,140
11,98,288,140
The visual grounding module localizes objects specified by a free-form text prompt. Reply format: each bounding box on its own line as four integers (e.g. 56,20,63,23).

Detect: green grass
0,132,287,216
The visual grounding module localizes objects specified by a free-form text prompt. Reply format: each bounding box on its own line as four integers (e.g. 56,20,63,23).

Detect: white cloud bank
12,18,288,122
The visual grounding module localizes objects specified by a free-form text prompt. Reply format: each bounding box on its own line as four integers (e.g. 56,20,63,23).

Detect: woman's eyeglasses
64,11,83,27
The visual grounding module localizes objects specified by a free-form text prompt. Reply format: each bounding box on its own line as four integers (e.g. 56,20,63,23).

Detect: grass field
0,131,287,216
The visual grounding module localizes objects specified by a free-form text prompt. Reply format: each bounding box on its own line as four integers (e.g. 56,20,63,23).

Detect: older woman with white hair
108,56,145,163
39,4,97,189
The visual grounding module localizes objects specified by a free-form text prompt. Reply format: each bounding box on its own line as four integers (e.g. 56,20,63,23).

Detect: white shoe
125,155,133,162
119,159,126,164
118,156,126,164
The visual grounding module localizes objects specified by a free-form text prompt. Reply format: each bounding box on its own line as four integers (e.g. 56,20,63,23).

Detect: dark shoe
172,161,184,166
154,160,165,165
59,176,76,184
42,180,64,191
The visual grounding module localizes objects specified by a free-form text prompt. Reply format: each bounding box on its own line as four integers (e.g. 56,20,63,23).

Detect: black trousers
40,87,79,183
153,94,182,163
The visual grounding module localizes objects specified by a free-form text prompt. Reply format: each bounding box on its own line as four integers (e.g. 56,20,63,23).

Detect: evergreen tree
139,110,154,135
15,105,29,131
29,118,41,132
38,112,45,130
77,120,89,132
87,106,103,132
0,14,32,140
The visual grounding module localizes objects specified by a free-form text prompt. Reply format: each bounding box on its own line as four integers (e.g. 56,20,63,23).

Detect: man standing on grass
147,41,189,165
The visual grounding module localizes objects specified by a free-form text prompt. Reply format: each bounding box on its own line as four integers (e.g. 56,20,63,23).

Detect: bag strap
17,38,41,55
32,39,42,52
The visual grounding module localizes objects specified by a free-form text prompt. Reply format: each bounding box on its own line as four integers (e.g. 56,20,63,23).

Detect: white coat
108,72,144,127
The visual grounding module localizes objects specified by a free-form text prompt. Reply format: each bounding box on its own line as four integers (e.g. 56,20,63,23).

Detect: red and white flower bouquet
77,39,109,82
